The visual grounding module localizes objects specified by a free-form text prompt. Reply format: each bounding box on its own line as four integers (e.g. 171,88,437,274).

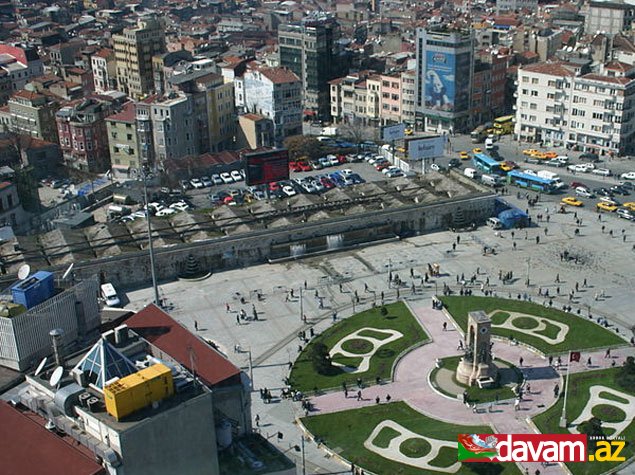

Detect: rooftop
106,101,135,123
257,67,300,84
521,62,574,77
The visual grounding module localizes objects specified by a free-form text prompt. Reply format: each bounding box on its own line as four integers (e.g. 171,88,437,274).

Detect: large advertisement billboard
244,149,290,186
425,51,456,112
382,123,406,142
407,136,447,160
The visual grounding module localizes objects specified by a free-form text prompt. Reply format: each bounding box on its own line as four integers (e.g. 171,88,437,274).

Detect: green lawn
290,302,428,392
439,296,626,354
430,356,521,403
532,368,635,475
302,402,519,475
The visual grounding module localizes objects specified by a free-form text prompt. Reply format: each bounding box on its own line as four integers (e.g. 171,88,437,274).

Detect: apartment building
515,61,635,156
113,16,166,99
471,49,509,124
0,181,27,229
149,92,197,164
279,13,342,119
586,0,635,36
56,98,114,172
91,48,117,93
242,66,302,146
4,89,59,142
0,44,44,91
105,102,139,175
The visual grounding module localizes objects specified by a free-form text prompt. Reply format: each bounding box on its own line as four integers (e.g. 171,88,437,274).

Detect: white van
464,168,478,179
481,174,501,187
487,217,503,229
100,283,120,307
485,138,495,150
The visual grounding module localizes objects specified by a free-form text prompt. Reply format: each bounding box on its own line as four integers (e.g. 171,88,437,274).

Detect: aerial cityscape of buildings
0,0,634,474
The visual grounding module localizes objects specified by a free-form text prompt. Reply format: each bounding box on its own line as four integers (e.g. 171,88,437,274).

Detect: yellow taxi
597,202,618,212
405,128,414,136
523,149,539,156
459,151,470,160
533,152,548,160
396,146,406,153
543,152,558,159
473,148,482,154
561,197,583,207
500,162,514,172
623,202,635,211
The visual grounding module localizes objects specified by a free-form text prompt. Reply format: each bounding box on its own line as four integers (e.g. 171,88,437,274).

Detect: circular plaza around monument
295,296,633,475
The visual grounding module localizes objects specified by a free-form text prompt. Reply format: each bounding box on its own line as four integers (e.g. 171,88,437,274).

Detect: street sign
407,136,447,160
382,123,406,142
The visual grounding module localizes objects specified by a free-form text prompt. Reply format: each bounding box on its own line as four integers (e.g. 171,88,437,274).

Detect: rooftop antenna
17,264,30,281
49,366,64,388
34,357,47,377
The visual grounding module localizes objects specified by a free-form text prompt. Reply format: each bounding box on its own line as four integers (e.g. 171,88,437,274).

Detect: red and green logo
458,434,499,461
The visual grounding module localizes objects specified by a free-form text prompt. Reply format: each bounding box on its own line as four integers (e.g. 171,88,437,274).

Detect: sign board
382,123,406,142
244,149,290,186
407,136,446,160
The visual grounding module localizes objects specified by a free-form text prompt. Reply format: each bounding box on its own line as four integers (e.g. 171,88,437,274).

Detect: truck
536,170,566,189
320,126,338,136
481,174,503,187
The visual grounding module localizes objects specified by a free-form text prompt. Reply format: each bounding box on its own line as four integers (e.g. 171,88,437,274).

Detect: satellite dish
18,264,30,281
49,366,64,387
34,357,47,376
62,263,74,280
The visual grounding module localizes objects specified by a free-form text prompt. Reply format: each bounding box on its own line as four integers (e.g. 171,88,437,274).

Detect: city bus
493,115,514,135
470,123,491,143
472,153,503,175
507,170,556,193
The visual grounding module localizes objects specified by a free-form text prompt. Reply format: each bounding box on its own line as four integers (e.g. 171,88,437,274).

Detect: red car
375,162,389,171
298,161,312,172
337,154,347,164
269,182,281,191
289,161,302,172
320,177,335,189
570,181,587,189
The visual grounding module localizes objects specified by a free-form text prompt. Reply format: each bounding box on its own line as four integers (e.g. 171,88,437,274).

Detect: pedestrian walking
548,355,553,366
513,241,517,250
339,283,343,292
602,225,606,233
526,384,531,394
255,414,260,427
457,235,461,244
410,267,414,278
514,398,520,411
236,315,241,325
443,322,448,331
605,348,611,358
544,228,548,236
536,235,540,244
452,242,456,251
357,390,362,401
364,283,369,292
226,303,230,312
375,396,380,404
555,273,560,283
194,320,199,331
610,229,614,237
575,282,579,292
519,357,524,367
457,340,464,350
304,280,307,289
587,357,592,367
554,384,560,397
386,394,391,403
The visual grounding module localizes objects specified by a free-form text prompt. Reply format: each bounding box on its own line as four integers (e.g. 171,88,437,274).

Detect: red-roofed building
125,304,252,435
0,401,105,475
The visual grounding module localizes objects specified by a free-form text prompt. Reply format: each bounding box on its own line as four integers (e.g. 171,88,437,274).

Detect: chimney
50,328,64,367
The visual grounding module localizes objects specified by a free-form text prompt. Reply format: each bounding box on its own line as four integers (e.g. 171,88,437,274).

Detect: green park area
439,296,626,354
532,360,635,475
289,302,428,392
302,401,520,475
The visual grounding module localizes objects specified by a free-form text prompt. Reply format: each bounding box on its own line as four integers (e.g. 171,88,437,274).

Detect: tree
380,306,388,317
283,135,323,161
577,417,604,452
309,342,332,375
615,356,635,392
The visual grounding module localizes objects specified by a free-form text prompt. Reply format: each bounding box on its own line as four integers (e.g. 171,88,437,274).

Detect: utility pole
299,287,304,322
301,436,306,475
142,164,160,307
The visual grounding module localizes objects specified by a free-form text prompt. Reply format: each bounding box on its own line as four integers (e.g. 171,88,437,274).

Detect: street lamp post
525,257,531,288
142,164,160,306
299,287,304,322
301,436,306,475
387,258,393,288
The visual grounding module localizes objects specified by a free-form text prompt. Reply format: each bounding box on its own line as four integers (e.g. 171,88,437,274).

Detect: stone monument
456,311,498,386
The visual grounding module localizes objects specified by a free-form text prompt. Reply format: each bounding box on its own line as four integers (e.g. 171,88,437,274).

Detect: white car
132,210,147,219
120,215,135,222
190,178,204,189
341,169,354,176
282,185,297,197
211,174,223,185
600,196,620,206
170,201,189,211
523,169,537,176
575,187,594,198
155,208,177,217
592,168,611,177
556,155,569,163
620,172,635,180
201,176,212,187
617,208,634,220
568,164,590,173
231,170,244,182
430,163,440,171
581,162,596,170
382,166,399,175
220,172,234,184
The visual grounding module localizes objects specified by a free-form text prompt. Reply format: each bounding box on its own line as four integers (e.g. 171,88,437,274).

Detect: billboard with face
425,51,456,112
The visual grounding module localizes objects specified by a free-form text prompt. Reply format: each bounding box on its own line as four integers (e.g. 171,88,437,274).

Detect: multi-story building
49,38,86,67
496,0,538,13
0,44,44,91
0,180,27,229
400,70,417,125
56,98,114,172
471,49,509,124
515,61,635,156
586,0,635,36
379,73,402,124
242,66,302,146
0,273,100,371
149,92,197,165
279,13,343,119
237,113,274,149
91,48,117,93
329,72,379,125
4,89,59,142
415,28,474,134
169,70,236,154
134,95,155,170
105,102,139,176
113,15,166,99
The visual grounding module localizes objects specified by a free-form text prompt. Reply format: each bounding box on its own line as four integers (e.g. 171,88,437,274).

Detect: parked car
180,179,193,190
220,172,234,184
617,208,635,220
211,174,223,185
231,170,244,182
597,202,618,212
561,197,583,207
448,158,462,168
620,172,635,180
282,185,297,197
575,187,595,198
201,176,212,187
580,152,600,162
155,208,177,217
190,178,204,189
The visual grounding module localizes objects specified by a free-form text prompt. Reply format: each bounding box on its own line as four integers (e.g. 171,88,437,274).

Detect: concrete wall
5,194,495,289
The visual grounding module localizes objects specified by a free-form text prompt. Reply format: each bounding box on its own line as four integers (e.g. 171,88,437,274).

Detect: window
522,76,529,83
531,78,539,84
530,103,537,110
531,91,538,97
592,112,602,119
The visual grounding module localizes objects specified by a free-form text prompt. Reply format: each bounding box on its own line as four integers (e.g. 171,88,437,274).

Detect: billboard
244,149,290,186
424,51,456,112
407,136,446,160
382,123,406,142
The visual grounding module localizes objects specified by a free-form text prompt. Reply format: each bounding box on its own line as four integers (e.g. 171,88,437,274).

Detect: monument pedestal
456,358,497,386
455,310,498,387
